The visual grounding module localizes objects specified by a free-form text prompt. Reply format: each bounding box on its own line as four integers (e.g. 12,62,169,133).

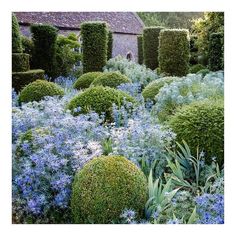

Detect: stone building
14,12,144,62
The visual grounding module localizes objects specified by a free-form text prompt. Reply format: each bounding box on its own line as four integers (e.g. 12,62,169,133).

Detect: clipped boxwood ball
73,72,103,90
71,156,148,223
67,86,135,120
91,71,131,88
169,100,224,166
19,80,64,103
142,77,177,102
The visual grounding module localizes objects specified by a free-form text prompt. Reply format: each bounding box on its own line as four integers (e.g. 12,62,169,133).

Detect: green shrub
12,69,45,92
142,77,177,101
12,13,22,53
67,86,135,120
159,29,190,76
208,32,224,71
19,79,64,103
71,155,147,223
137,35,143,64
12,53,30,72
21,36,34,55
30,24,58,78
91,72,131,88
81,21,108,73
143,27,164,70
196,68,210,77
169,100,224,166
189,35,198,65
73,72,103,90
189,64,206,74
107,31,113,60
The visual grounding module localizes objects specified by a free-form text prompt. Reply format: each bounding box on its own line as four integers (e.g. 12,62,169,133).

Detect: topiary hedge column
30,24,58,78
137,35,143,64
143,27,164,70
12,13,23,53
81,21,108,73
208,32,224,71
107,30,113,60
159,29,190,76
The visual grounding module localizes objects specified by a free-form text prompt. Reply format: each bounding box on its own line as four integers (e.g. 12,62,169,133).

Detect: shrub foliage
12,53,30,72
159,29,190,76
81,21,108,73
71,156,147,223
12,13,22,53
137,35,143,64
107,31,113,60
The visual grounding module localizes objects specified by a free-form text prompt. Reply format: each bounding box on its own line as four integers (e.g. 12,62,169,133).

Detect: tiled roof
14,12,144,34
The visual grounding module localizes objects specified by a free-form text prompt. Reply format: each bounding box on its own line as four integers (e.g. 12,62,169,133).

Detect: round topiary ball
67,86,135,120
19,80,64,103
73,72,103,90
91,71,131,88
142,77,177,102
71,155,148,223
169,100,224,166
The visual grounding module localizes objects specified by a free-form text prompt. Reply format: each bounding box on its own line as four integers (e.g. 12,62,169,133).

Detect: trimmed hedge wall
107,31,113,60
12,53,30,72
143,27,164,70
12,13,22,53
137,35,143,64
81,21,108,73
208,32,224,71
71,156,147,223
12,69,45,92
159,29,190,76
190,35,198,65
30,24,58,78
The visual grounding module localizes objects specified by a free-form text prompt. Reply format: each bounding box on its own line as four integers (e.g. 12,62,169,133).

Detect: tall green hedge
189,35,198,65
208,32,224,71
143,27,164,70
12,13,22,53
137,35,143,64
159,29,190,76
81,21,108,73
107,31,113,60
30,24,58,78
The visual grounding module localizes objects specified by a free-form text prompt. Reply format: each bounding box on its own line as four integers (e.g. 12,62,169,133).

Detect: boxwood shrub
30,24,58,78
91,71,131,88
71,155,147,223
12,69,45,92
137,35,143,64
73,72,103,90
81,21,108,73
189,35,198,65
159,29,190,76
12,53,30,72
142,77,177,102
107,31,113,60
12,13,22,53
169,100,224,166
208,32,224,71
189,64,206,74
143,27,164,70
67,86,135,120
19,79,64,103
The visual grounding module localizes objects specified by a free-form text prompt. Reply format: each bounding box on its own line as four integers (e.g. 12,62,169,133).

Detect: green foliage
12,69,45,92
189,35,199,65
107,31,113,60
12,13,22,53
137,35,143,64
208,32,224,71
143,27,164,70
19,79,64,103
30,24,58,78
81,21,108,73
169,100,224,166
21,36,34,55
91,71,131,88
73,72,103,90
192,12,224,63
159,29,190,76
55,33,81,77
142,77,177,101
189,64,206,74
71,155,148,223
12,53,30,72
67,86,135,120
197,68,210,77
